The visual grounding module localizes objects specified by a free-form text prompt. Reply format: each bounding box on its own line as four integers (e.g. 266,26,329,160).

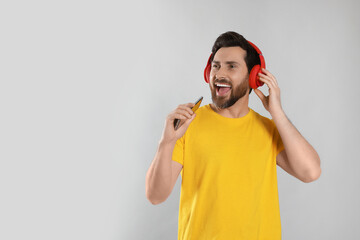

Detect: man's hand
253,68,283,117
160,103,196,144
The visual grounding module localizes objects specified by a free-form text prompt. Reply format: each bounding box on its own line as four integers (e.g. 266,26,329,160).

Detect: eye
229,65,235,69
212,64,218,68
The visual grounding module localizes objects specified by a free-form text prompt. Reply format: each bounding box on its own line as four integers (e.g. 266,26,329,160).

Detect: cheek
234,70,248,81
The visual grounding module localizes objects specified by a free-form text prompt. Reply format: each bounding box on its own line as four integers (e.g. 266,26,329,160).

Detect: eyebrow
212,61,240,65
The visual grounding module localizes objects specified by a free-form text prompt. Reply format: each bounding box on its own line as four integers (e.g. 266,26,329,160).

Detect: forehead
213,46,246,63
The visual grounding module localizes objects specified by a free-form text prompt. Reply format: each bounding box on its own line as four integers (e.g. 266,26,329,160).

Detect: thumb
254,89,265,102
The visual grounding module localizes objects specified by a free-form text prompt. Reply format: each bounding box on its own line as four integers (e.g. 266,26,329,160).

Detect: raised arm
145,103,195,204
254,68,321,183
273,111,321,182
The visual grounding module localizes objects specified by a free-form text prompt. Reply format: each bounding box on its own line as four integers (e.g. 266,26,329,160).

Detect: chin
212,99,237,109
211,93,237,109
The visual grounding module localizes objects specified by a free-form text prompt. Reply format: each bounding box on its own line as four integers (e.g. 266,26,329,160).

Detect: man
145,31,321,239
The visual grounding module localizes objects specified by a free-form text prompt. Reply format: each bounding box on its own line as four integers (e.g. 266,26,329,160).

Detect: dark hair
210,31,260,95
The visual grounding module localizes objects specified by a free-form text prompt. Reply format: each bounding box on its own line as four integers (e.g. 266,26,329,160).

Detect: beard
211,78,249,109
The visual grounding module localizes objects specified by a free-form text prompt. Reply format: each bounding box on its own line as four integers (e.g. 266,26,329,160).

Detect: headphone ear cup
204,53,213,83
204,62,211,83
249,65,264,89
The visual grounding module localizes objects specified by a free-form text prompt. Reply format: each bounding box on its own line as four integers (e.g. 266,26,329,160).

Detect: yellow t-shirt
172,104,285,240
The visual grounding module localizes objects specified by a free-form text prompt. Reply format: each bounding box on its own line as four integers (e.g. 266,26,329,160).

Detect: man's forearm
145,140,176,204
272,109,321,180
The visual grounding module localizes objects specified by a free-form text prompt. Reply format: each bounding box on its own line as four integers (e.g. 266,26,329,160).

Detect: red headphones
203,41,265,89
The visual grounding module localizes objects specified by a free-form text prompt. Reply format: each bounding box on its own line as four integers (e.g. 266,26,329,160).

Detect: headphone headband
247,40,265,70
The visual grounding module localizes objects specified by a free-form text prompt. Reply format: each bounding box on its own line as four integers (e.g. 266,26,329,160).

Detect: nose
214,66,227,80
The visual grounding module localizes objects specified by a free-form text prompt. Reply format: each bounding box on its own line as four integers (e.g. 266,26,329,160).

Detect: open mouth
215,83,231,96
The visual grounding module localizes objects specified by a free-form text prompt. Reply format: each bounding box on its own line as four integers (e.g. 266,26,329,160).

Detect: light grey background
0,0,359,239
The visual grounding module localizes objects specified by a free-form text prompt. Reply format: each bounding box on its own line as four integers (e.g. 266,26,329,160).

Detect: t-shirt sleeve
172,135,185,165
271,120,285,156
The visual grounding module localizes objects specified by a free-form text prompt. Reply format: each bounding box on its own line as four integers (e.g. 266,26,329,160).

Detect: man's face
209,46,249,109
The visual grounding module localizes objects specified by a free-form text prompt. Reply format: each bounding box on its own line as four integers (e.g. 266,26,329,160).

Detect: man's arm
254,68,321,183
145,102,195,205
273,110,321,183
145,140,183,205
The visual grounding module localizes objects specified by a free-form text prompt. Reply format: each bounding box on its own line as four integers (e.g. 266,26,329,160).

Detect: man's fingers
261,68,275,78
176,108,192,118
179,103,195,108
179,113,196,129
184,102,195,110
261,68,278,86
172,113,187,120
254,89,266,102
178,105,194,115
258,75,275,89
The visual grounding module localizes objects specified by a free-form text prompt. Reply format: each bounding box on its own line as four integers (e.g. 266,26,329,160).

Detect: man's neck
210,95,250,119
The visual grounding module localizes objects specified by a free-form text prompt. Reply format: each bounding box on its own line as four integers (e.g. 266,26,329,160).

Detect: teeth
215,83,231,87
